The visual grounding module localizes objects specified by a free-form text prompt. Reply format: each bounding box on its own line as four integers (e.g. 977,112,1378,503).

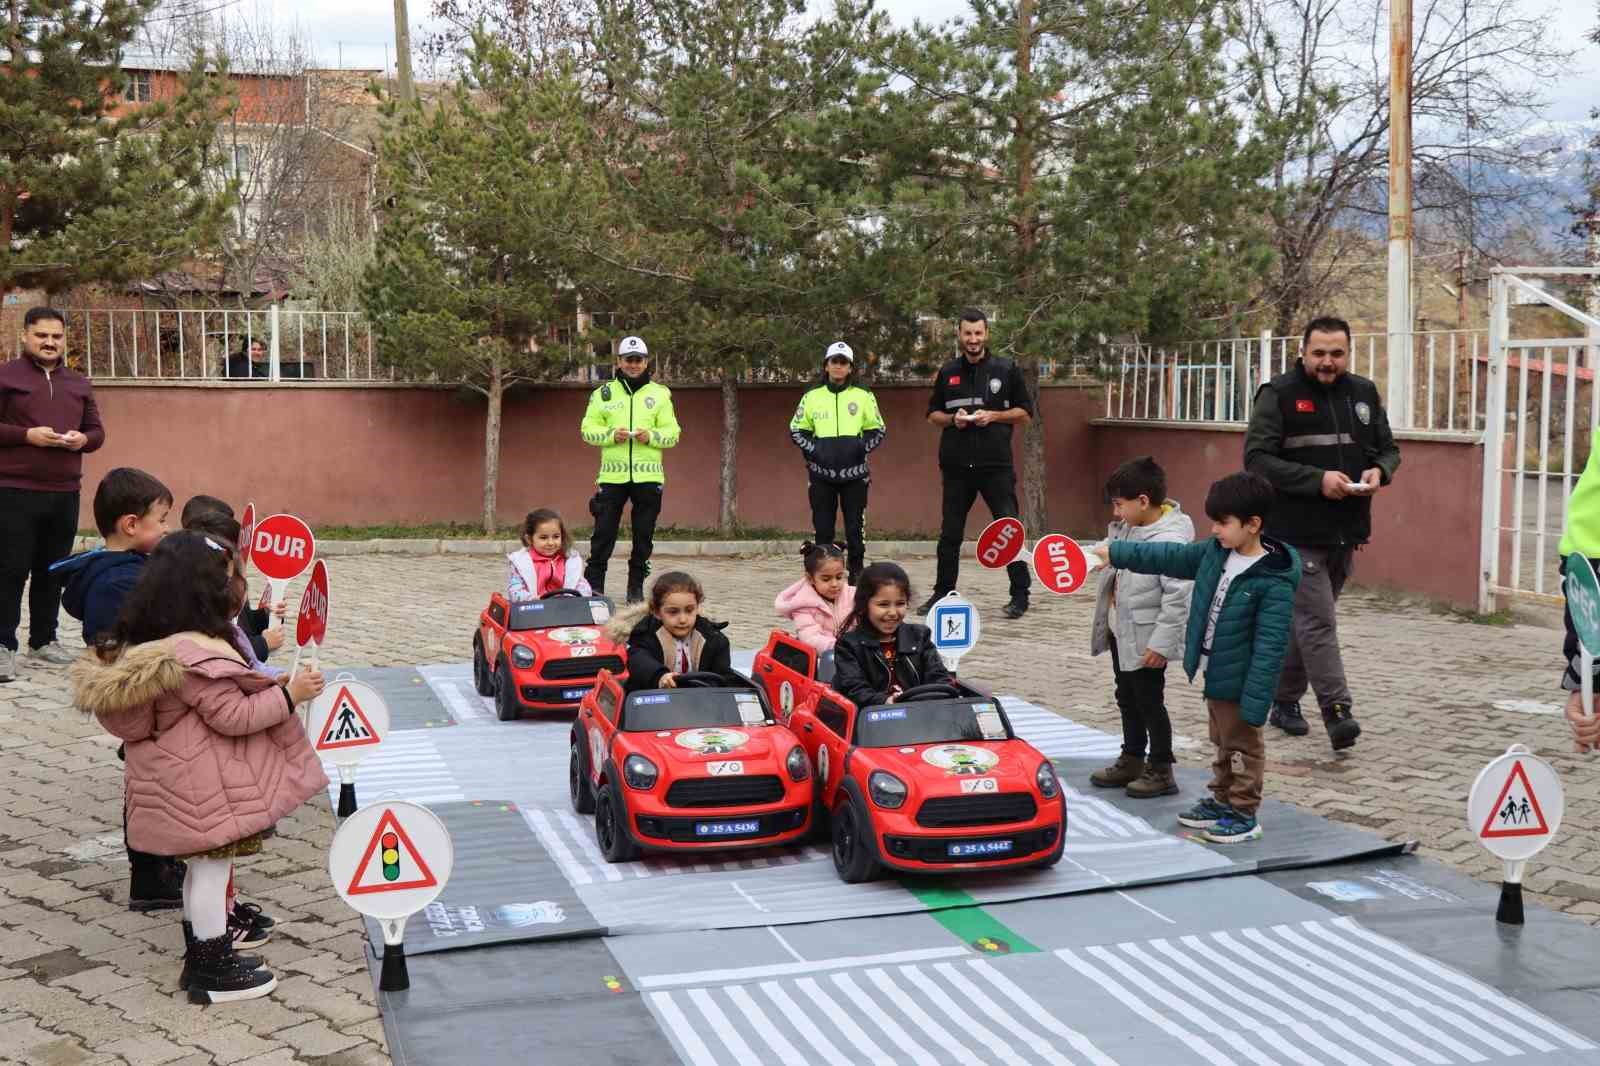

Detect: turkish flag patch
1295,399,1315,413
948,375,962,385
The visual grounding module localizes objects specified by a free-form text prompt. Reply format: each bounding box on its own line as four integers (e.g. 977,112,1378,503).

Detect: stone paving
1,549,1595,1065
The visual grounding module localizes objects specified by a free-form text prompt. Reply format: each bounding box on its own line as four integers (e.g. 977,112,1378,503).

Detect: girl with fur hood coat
606,571,733,692
70,533,327,1006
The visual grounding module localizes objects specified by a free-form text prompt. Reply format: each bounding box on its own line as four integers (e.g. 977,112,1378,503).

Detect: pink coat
774,578,855,652
70,633,329,857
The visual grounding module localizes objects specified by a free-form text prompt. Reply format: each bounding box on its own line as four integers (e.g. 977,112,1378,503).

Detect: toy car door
580,671,624,790
795,693,853,809
484,594,510,667
752,632,817,725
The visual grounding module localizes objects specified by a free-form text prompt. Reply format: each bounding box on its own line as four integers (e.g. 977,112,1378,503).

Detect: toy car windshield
507,596,614,631
622,689,774,732
853,698,1013,748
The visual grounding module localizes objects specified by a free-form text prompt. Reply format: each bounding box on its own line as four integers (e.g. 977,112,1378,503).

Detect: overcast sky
263,0,1598,125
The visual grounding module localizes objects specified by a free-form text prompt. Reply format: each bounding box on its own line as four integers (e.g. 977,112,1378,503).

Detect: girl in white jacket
774,542,855,652
508,509,592,600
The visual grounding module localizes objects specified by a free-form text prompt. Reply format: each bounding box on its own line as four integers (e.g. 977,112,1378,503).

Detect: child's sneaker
1177,797,1230,829
1204,810,1263,844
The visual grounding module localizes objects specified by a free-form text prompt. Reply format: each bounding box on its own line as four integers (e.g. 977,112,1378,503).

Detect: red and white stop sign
976,517,1026,569
252,513,316,582
1032,534,1090,595
238,502,256,567
296,559,330,648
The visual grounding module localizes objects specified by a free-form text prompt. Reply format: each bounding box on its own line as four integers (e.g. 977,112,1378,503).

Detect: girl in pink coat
774,542,856,652
71,532,327,1006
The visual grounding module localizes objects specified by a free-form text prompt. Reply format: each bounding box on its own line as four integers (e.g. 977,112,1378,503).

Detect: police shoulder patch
1354,401,1372,425
600,383,612,402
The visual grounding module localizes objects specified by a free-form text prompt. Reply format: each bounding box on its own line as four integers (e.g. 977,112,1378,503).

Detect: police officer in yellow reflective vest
580,336,681,603
789,342,886,583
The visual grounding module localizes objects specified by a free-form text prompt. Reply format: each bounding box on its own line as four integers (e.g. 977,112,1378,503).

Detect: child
508,508,591,601
609,571,732,691
52,468,183,913
774,541,856,652
1091,471,1299,844
70,532,327,1003
832,562,952,707
179,495,284,661
186,510,286,681
1088,457,1194,799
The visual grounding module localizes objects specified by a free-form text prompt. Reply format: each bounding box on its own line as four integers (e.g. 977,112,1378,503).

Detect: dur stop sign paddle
976,517,1026,570
296,558,330,652
1031,533,1090,595
238,502,256,567
251,513,315,630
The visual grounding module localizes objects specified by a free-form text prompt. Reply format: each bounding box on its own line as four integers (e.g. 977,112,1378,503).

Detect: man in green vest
1557,430,1600,753
580,336,680,603
789,341,886,583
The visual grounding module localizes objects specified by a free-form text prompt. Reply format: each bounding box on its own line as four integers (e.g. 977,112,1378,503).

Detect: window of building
125,71,151,103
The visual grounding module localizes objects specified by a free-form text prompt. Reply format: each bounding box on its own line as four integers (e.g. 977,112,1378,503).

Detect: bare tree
418,0,599,74
1238,0,1575,332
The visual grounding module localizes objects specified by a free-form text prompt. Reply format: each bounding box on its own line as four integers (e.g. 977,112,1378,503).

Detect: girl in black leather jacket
832,563,952,707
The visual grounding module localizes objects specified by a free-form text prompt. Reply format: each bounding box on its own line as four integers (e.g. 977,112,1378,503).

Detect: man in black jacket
922,308,1034,619
1244,316,1401,751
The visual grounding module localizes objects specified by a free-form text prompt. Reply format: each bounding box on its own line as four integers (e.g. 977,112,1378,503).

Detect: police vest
1261,365,1385,548
790,384,885,483
1560,428,1600,559
579,379,681,484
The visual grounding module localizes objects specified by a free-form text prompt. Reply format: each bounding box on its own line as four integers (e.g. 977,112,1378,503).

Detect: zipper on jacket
627,384,635,477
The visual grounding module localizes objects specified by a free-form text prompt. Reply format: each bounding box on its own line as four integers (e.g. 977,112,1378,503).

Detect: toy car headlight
623,754,658,790
511,644,536,669
785,746,810,782
868,771,907,809
1036,760,1060,799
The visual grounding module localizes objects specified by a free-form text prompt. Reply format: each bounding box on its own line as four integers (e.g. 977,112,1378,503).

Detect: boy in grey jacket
1089,456,1194,798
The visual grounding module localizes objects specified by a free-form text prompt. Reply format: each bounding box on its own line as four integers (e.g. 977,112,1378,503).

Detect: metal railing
3,306,388,382
1103,330,1491,432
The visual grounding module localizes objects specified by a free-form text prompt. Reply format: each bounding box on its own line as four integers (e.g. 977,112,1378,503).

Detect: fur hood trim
69,633,244,716
605,602,651,643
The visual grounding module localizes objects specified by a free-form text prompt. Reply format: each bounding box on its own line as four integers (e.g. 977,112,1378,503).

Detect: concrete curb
72,536,954,558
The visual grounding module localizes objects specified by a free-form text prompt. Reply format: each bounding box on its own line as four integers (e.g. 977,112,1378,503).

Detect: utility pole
1386,0,1415,428
392,0,415,103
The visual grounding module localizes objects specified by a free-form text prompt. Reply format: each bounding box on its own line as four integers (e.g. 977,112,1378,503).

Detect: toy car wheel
495,661,520,722
472,636,495,698
569,735,596,814
831,795,882,883
595,783,641,863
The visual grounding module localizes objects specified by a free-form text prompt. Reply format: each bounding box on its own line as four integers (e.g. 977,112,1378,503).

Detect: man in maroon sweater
0,307,104,680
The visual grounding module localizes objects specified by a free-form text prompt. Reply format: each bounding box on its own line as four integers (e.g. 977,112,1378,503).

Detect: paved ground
2,550,1595,1065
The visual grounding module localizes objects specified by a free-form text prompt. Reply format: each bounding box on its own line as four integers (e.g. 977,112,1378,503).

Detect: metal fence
1104,330,1492,432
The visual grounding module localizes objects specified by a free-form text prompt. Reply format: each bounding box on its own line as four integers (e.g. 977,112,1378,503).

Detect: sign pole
337,764,358,818
379,918,410,991
1583,641,1594,727
1497,858,1526,926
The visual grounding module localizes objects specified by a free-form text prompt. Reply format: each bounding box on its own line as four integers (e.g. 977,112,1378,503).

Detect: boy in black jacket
833,563,953,707
608,572,734,692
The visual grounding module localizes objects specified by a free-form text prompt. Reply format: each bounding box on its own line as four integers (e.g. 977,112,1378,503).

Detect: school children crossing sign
308,679,390,766
1468,746,1564,862
330,801,453,921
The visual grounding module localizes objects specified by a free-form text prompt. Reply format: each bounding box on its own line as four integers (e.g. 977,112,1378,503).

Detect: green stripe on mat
900,880,1040,955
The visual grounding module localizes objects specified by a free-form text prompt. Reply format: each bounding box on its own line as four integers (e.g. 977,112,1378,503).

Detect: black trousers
1108,634,1173,765
934,468,1030,598
0,487,79,652
808,479,869,578
585,482,664,593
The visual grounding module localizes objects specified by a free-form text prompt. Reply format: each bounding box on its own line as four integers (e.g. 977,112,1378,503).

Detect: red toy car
569,669,814,862
473,590,628,720
752,630,1066,882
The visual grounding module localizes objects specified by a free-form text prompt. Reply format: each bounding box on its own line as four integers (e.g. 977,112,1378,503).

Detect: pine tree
0,0,233,293
361,36,605,531
878,0,1280,528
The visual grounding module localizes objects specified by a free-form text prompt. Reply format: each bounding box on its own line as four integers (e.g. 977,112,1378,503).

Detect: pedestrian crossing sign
347,809,440,896
316,685,382,752
1468,747,1565,863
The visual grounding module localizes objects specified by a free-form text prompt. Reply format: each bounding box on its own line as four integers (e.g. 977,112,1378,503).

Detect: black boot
180,921,263,991
1322,703,1361,751
128,855,184,912
1001,596,1030,620
185,932,275,1004
1268,700,1309,736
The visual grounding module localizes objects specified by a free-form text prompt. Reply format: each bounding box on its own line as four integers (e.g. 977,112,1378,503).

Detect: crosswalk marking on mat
321,732,464,806
1056,918,1595,1066
649,958,1114,1066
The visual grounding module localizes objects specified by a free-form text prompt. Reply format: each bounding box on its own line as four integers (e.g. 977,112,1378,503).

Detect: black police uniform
927,350,1033,602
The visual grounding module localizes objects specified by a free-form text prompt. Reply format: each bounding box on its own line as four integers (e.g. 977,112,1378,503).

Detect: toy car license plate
695,819,760,837
949,839,1013,858
562,688,590,700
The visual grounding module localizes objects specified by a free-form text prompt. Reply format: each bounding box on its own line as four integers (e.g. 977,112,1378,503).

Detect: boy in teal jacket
1092,471,1301,843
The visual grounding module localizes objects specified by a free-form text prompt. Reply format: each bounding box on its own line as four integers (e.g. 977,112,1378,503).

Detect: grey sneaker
0,647,14,681
29,641,77,666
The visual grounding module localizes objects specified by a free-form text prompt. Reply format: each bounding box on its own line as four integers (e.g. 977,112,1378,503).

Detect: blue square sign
931,604,975,651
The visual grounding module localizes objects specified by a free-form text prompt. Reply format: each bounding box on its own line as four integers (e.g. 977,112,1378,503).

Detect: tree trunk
1020,360,1048,532
483,360,503,533
719,377,739,533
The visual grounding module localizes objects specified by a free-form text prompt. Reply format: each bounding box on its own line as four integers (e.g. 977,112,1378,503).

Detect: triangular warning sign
347,809,440,895
1479,760,1552,839
316,685,381,752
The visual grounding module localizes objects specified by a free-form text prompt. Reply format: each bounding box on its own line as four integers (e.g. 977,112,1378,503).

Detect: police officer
923,308,1033,619
789,341,886,583
1245,315,1401,751
580,336,681,603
